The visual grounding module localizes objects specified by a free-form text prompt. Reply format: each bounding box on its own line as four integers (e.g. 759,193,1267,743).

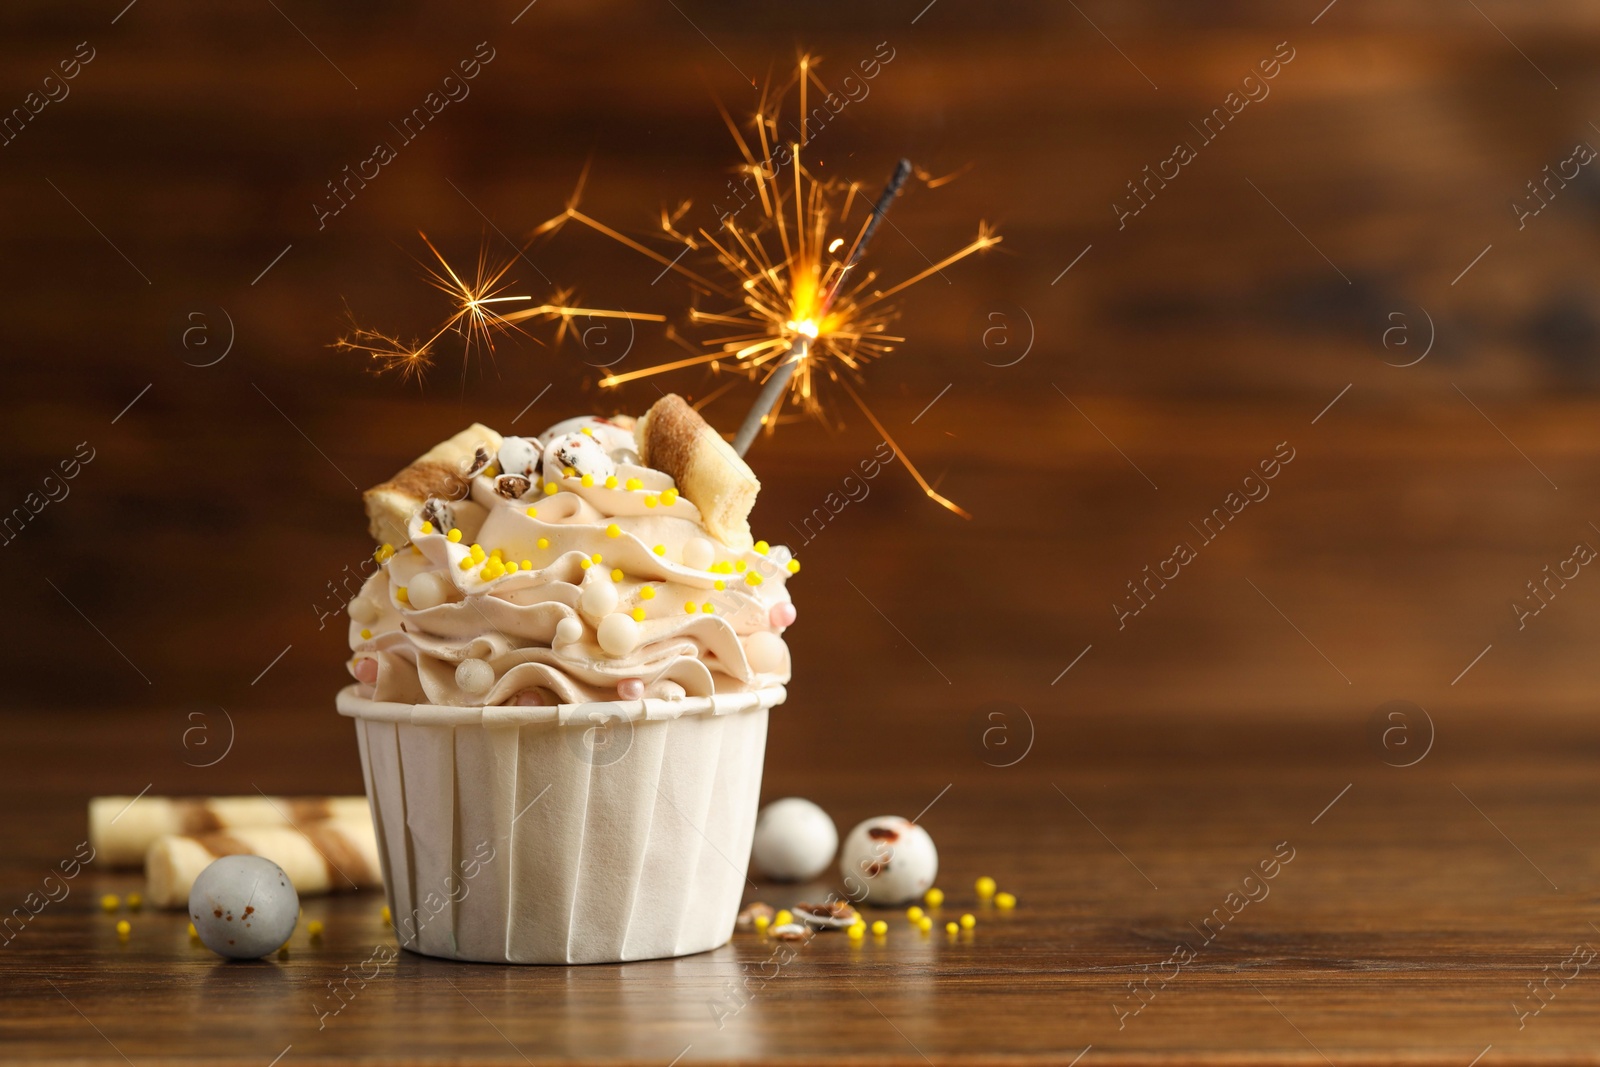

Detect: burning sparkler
532,55,1000,517
334,231,664,382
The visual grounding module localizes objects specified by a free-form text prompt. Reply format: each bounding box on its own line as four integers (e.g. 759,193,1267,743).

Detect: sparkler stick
730,158,913,457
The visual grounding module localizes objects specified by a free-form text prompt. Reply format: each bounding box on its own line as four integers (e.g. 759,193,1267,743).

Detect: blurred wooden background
3,0,1600,784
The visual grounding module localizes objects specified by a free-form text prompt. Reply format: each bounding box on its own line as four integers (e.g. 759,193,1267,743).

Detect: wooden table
3,705,1597,1065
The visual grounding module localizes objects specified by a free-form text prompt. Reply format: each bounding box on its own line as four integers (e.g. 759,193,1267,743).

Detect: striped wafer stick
89,795,370,868
635,394,760,550
144,820,382,908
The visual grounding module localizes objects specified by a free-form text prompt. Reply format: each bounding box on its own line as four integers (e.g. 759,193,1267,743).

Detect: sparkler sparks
532,54,1000,516
334,231,664,381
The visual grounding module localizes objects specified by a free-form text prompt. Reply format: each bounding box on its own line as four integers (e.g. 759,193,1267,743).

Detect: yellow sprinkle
187,922,198,942
995,892,1017,910
661,488,678,506
381,905,392,926
848,923,865,941
563,466,576,477
685,602,698,614
360,628,372,640
525,506,538,518
459,558,473,571
537,538,549,550
774,910,793,927
479,566,496,580
373,544,393,563
611,568,624,582
918,916,933,932
419,521,434,535
640,586,656,600
713,580,725,591
605,475,618,489
520,559,531,569
470,544,486,561
396,587,409,604
592,553,603,563
745,572,763,586
702,603,714,614
631,608,646,622
606,524,621,539
925,887,945,907
100,894,119,913
907,906,924,922
127,892,142,911
625,478,643,491
946,921,959,935
490,548,504,559
483,465,498,478
505,561,519,573
753,914,770,931
960,913,976,929
580,559,593,570
644,495,658,508
545,482,558,495
278,945,290,959
448,528,463,543
871,920,888,936
115,920,131,938
653,544,666,556
735,560,747,572
976,876,996,898
786,559,801,574
307,920,325,939
581,473,594,487
580,426,594,436
411,545,422,556
754,540,769,555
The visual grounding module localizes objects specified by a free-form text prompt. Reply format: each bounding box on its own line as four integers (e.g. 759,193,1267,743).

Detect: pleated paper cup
335,683,782,964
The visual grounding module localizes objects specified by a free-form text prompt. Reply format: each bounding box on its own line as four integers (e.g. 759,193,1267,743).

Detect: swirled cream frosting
344,411,797,707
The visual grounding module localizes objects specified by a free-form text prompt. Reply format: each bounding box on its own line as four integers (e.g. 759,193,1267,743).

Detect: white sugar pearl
752,798,837,881
456,658,494,695
554,616,584,645
406,571,451,610
348,597,379,624
838,816,938,905
744,631,787,674
497,436,542,479
579,578,619,619
682,537,714,571
596,612,640,655
188,855,299,959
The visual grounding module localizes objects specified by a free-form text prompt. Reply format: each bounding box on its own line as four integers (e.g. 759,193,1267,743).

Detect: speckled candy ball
839,816,939,905
751,798,837,882
188,855,300,960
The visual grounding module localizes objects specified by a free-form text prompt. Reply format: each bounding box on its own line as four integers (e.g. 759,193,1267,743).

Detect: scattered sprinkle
381,905,391,926
745,572,763,586
713,580,725,591
360,628,372,640
490,548,504,560
631,608,646,622
639,586,656,600
580,559,593,570
871,920,888,936
525,507,538,518
374,544,395,563
459,558,473,571
946,921,959,935
563,466,576,477
925,887,945,907
605,475,618,489
606,524,621,539
685,602,698,614
661,489,678,506
448,528,463,543
127,892,143,911
976,876,997,899
625,478,643,491
918,916,933,932
652,544,666,556
394,586,410,603
545,482,558,495
592,554,603,564
735,561,747,573
470,544,486,561
483,465,498,478
505,561,519,573
754,914,771,931
581,473,594,488
848,923,865,941
419,521,434,535
995,892,1017,910
645,495,658,508
115,920,131,938
702,603,714,614
907,906,925,922
520,559,532,570
960,913,976,930
786,559,801,574
774,909,793,927
307,920,324,940
580,427,594,436
611,568,624,582
188,922,199,942
100,894,119,913
754,540,769,555
538,538,550,550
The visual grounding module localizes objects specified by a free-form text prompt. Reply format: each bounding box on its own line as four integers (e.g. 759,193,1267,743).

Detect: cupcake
338,395,797,963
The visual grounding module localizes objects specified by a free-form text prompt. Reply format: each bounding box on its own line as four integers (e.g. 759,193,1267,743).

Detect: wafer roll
634,394,759,550
89,795,370,869
363,422,503,545
145,820,382,908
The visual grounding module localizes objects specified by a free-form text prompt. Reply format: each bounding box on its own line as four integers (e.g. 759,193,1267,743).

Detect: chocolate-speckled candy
188,855,300,960
838,816,938,905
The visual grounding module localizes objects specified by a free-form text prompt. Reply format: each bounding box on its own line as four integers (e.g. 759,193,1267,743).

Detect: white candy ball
456,658,494,695
838,816,938,905
682,537,715,571
554,616,584,645
497,436,542,479
406,571,451,610
188,855,299,959
752,798,837,882
348,596,379,624
596,612,640,655
744,631,787,674
579,578,619,619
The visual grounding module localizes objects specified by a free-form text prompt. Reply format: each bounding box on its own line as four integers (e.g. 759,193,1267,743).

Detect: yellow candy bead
640,586,656,600
611,569,624,582
505,561,519,573
479,566,495,580
946,921,959,935
652,544,666,556
685,602,698,614
545,482,558,495
995,892,1017,910
490,549,504,559
745,572,763,586
115,920,131,938
307,920,325,939
918,917,933,932
525,506,538,518
100,894,119,913
606,524,620,539
381,905,392,926
360,629,372,640
735,561,747,572
448,528,463,543
396,587,409,604
419,521,434,535
774,910,793,927
625,478,643,491
187,922,198,942
459,558,473,571
581,474,594,487
714,580,725,591
471,544,486,561
537,538,549,550
662,489,678,506
592,554,603,564
848,924,865,941
605,475,618,489
702,603,714,614
631,608,646,622
960,913,976,929
483,465,498,478
976,876,997,898
907,906,924,922
753,540,769,555
786,559,800,574
580,559,593,570
871,920,888,936
563,466,576,477
520,559,532,570
645,495,658,508
127,892,142,910
754,914,770,931
925,887,945,907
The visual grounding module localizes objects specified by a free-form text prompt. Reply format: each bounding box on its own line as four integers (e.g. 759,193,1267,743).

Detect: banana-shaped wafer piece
635,395,759,550
362,423,502,544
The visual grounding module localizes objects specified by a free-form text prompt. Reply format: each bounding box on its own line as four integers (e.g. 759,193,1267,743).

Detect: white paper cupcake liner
336,684,783,964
